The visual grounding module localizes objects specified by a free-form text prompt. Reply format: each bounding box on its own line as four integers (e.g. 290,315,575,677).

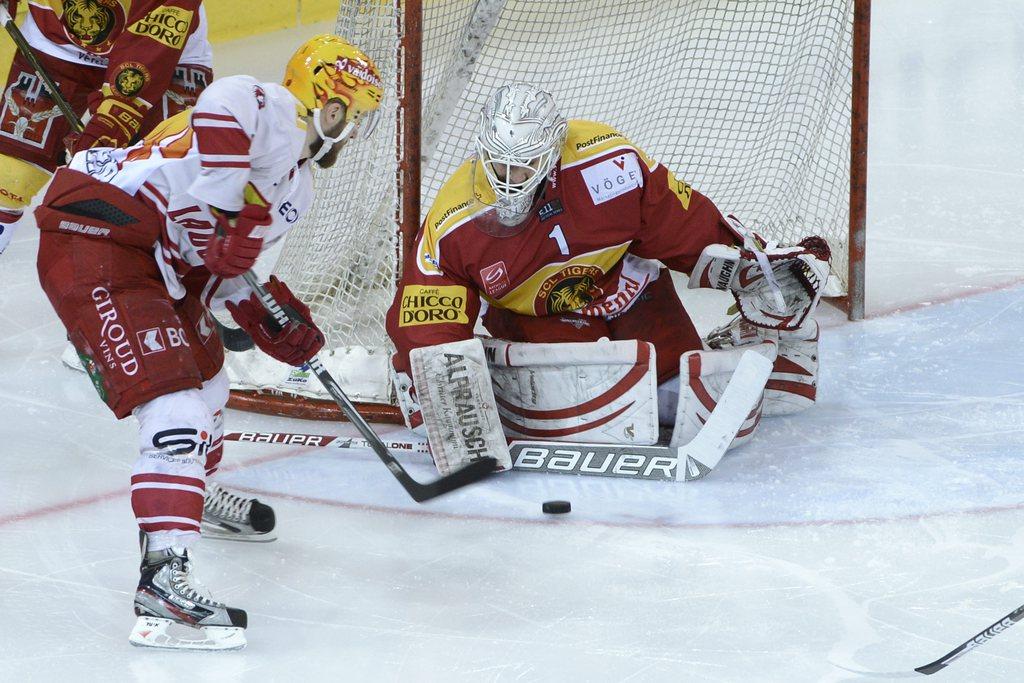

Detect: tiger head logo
62,0,119,50
547,275,599,313
538,264,604,314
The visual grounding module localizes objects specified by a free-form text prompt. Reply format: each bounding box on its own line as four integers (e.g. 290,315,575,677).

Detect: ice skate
130,546,247,651
201,482,277,542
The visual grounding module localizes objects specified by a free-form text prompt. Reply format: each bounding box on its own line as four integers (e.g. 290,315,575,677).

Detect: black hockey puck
542,500,571,514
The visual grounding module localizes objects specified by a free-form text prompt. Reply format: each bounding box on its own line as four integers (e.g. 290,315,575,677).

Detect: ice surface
3,1,1024,680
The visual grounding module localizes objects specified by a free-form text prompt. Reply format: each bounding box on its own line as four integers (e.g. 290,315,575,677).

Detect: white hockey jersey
68,75,313,309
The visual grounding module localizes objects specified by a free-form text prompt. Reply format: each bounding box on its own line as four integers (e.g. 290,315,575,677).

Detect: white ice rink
2,1,1024,681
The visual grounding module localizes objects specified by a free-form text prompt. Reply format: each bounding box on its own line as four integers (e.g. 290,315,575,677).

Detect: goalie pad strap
409,338,511,475
483,338,659,445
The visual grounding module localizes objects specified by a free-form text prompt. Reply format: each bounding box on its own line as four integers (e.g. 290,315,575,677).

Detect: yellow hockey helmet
283,34,384,130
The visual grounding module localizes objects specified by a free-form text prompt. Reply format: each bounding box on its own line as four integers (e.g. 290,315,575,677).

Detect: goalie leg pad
483,338,659,445
705,315,819,416
670,342,777,450
410,338,511,475
764,319,819,416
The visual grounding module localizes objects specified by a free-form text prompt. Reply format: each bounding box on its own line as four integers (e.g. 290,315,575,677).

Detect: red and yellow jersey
19,1,211,115
386,119,738,373
24,1,208,59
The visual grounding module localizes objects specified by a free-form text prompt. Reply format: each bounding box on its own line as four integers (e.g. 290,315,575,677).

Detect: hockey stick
226,430,742,483
225,349,770,484
225,429,431,455
0,5,83,132
238,271,496,502
913,603,1024,675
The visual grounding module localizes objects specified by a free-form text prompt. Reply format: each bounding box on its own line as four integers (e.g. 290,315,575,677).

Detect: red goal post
226,0,870,422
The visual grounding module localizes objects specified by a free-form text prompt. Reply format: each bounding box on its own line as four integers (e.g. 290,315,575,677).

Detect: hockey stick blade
401,455,497,502
913,603,1024,675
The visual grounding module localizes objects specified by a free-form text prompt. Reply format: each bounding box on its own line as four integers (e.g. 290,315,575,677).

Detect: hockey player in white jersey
34,34,383,650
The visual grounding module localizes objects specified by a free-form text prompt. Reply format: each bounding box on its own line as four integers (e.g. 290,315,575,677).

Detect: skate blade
200,525,277,543
129,616,246,651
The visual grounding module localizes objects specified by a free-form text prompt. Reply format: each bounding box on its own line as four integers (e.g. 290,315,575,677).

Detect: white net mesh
229,0,854,407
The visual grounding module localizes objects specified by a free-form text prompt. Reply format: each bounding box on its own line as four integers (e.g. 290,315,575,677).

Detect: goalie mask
473,83,567,229
283,35,384,158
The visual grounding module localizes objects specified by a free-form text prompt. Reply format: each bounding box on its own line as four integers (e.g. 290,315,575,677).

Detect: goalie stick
238,271,496,502
225,347,772,483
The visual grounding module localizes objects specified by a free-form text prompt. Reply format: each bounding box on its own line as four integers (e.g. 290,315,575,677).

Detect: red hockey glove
226,276,325,366
203,204,273,278
70,97,147,154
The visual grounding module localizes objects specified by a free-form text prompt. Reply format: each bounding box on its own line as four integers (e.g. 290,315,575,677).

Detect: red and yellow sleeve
628,155,740,274
385,240,481,377
75,0,203,152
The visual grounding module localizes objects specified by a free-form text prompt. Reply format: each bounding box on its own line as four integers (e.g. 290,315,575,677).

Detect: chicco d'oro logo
128,5,195,49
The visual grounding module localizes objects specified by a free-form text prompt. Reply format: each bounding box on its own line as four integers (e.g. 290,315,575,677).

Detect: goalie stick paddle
225,429,697,481
225,430,724,482
225,430,431,455
238,271,496,502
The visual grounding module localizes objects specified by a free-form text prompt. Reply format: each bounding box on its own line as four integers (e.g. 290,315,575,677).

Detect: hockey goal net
225,0,869,421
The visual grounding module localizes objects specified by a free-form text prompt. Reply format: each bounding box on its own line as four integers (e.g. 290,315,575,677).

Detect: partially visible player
0,0,213,255
385,83,829,475
34,34,383,649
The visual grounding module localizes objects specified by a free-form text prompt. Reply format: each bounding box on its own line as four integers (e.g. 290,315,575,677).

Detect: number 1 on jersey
548,224,569,255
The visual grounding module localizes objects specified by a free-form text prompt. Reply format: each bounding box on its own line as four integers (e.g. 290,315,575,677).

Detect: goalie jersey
65,74,312,309
385,120,739,375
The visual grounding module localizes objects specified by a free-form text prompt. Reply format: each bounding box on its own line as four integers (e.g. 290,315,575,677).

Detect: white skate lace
204,483,253,523
169,555,220,607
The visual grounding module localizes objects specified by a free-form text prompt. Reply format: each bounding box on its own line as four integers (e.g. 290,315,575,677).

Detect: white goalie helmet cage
474,83,568,227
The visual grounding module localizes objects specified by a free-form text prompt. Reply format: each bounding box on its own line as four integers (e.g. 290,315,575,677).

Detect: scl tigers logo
62,0,123,52
538,264,604,314
114,62,150,97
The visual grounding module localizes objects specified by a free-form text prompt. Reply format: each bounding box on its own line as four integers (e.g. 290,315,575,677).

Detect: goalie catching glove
226,276,325,366
691,215,831,331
